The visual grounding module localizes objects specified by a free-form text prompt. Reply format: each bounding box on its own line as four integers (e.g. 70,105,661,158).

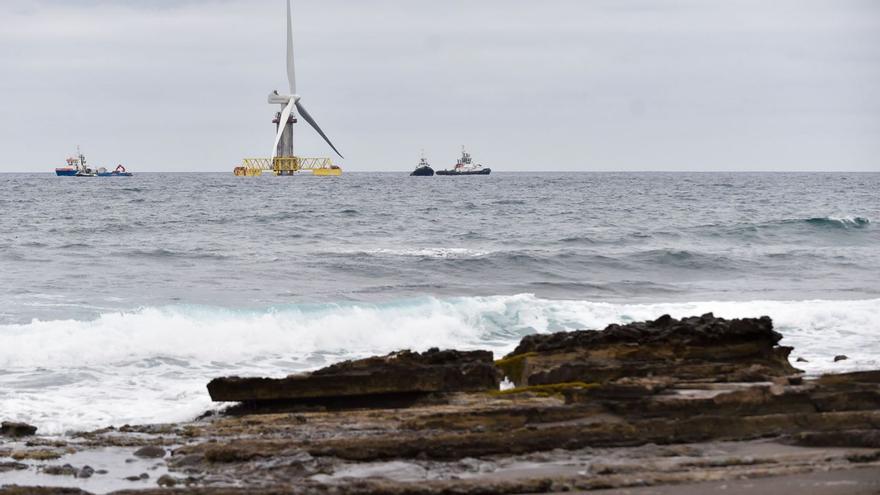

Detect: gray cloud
1,0,878,171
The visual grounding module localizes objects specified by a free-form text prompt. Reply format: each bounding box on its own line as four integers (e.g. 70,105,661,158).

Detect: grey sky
1,0,878,172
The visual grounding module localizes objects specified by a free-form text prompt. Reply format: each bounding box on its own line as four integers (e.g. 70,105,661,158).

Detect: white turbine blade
295,100,344,159
272,99,296,157
286,0,296,94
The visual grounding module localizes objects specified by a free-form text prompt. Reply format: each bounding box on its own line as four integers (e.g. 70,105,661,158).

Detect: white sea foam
1,295,878,434
364,247,492,258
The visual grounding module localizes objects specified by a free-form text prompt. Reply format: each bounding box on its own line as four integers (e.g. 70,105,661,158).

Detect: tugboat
410,151,434,176
436,147,491,176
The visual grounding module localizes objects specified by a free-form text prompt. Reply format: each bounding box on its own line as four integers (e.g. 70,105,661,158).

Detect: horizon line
3,170,878,174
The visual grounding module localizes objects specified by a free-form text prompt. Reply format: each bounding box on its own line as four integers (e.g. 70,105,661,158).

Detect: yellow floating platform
234,157,341,177
312,167,342,176
233,166,262,177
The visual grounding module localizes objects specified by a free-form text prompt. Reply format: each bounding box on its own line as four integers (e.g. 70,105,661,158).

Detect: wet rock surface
0,422,37,438
42,464,79,477
207,348,500,405
500,314,798,387
2,315,879,494
0,461,27,473
133,446,166,459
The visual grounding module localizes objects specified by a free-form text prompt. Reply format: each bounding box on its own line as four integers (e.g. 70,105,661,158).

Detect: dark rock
43,463,78,476
500,315,799,387
790,429,880,448
786,375,804,385
208,348,500,403
847,451,880,463
811,387,880,412
796,357,809,363
817,370,880,385
297,409,880,462
133,445,166,459
168,453,205,467
510,314,781,355
0,421,37,438
156,474,178,487
834,355,849,362
0,461,28,473
0,488,91,495
125,472,150,481
570,377,673,400
76,465,94,478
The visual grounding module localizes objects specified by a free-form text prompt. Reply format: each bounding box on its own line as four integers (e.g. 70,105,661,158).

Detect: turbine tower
268,0,343,160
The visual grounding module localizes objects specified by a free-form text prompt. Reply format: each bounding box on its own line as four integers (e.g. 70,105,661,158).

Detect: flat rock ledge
207,348,500,404
499,313,798,386
4,314,879,495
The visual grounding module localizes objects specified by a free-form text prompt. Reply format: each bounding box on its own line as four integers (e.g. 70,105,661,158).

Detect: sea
1,172,878,434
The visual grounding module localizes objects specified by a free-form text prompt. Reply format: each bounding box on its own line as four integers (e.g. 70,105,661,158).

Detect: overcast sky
1,0,878,172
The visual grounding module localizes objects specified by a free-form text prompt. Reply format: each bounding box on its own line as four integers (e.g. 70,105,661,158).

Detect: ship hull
97,172,133,177
436,168,491,176
55,169,77,176
410,166,434,176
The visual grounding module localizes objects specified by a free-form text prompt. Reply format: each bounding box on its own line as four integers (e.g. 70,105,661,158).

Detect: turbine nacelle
268,92,300,106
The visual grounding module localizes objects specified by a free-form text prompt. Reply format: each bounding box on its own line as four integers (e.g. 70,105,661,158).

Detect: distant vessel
410,152,434,176
97,165,133,177
54,160,79,176
436,147,491,176
55,148,132,177
55,148,91,176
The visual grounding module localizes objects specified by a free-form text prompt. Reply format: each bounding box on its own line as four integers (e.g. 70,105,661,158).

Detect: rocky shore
2,314,879,494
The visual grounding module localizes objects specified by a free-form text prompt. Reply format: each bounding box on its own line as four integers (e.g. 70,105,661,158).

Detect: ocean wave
559,236,596,244
123,248,229,260
804,216,870,229
625,249,736,270
1,295,878,433
58,243,92,249
2,295,876,368
693,215,873,241
357,247,492,259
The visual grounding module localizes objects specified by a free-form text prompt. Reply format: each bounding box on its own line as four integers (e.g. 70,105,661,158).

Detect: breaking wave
803,216,870,229
1,295,878,433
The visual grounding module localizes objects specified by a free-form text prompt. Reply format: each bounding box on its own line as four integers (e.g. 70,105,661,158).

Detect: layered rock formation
498,313,798,386
207,348,500,405
3,314,879,494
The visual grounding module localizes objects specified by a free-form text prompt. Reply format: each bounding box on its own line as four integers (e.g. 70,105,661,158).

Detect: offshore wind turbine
268,0,343,160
